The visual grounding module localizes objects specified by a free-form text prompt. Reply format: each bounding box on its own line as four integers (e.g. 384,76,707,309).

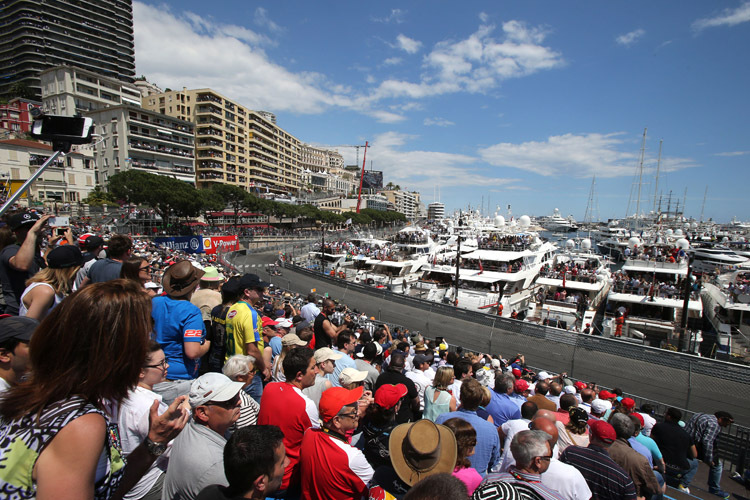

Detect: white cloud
396,34,422,54
616,29,645,47
478,132,697,178
254,7,283,34
324,132,520,191
479,12,490,23
383,57,403,66
715,151,749,157
423,117,455,127
373,9,407,24
693,2,750,31
372,20,564,100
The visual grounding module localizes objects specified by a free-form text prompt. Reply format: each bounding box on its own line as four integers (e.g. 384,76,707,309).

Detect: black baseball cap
0,315,39,343
47,245,84,269
237,273,271,290
8,212,40,231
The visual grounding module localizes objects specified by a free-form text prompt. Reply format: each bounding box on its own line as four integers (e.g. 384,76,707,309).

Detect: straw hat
389,419,457,486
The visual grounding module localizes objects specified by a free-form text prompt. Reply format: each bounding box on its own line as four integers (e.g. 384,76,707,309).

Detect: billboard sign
361,170,383,190
203,235,240,255
154,236,203,254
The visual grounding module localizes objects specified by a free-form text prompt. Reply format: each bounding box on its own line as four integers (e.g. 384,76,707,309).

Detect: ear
254,474,267,493
193,405,210,424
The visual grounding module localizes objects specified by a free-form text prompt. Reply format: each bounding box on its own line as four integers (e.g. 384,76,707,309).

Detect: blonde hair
25,266,80,296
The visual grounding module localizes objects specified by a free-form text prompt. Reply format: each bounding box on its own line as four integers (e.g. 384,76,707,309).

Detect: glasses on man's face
144,358,167,370
206,393,241,410
535,455,553,462
337,411,359,420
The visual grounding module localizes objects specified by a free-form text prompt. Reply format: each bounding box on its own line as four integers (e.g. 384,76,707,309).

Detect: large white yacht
603,240,703,352
417,214,557,315
540,208,579,232
688,245,749,274
530,238,612,330
701,270,750,360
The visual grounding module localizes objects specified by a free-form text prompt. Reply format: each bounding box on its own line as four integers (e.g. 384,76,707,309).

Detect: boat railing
542,299,577,310
611,282,700,301
478,242,531,251
624,258,685,270
539,269,601,284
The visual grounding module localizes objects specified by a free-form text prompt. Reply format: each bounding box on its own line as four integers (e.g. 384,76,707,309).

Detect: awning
536,277,602,291
607,292,702,312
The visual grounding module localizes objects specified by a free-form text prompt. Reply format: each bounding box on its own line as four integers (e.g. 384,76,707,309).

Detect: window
86,175,93,186
68,174,76,184
11,168,20,178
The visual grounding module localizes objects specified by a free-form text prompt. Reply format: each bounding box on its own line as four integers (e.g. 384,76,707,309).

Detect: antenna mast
653,139,662,214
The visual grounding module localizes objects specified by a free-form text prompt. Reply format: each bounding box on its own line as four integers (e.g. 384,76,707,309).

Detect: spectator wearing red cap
510,378,530,410
299,386,374,500
560,420,637,500
620,397,636,414
360,384,407,469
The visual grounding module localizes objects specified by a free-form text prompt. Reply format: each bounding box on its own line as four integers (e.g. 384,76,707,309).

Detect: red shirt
300,428,374,500
258,382,319,490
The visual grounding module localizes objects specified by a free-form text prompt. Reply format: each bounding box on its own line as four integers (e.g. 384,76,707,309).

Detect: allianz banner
154,236,204,254
203,235,240,255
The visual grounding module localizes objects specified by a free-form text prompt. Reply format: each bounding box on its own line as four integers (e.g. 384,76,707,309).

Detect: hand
147,395,189,444
262,367,271,382
64,227,74,244
30,214,52,235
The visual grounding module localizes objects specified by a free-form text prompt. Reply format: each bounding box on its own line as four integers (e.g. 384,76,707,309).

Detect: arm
262,346,272,375
322,316,349,340
111,397,190,500
449,395,457,412
9,215,51,271
23,284,56,320
184,340,210,359
245,342,268,379
35,413,105,500
183,308,210,359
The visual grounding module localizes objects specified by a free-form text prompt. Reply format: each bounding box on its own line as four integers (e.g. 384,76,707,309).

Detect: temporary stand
0,141,71,218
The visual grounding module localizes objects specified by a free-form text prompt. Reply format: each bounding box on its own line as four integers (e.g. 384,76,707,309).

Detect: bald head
535,409,557,423
581,388,595,403
531,416,559,449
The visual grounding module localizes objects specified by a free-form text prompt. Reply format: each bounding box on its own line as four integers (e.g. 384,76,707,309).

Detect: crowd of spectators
610,271,700,301
0,209,743,500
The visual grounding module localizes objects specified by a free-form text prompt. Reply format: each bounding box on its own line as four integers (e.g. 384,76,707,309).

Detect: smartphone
56,227,67,236
48,216,69,227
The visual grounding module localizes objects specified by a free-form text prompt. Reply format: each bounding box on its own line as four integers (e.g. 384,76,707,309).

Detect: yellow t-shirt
225,301,264,360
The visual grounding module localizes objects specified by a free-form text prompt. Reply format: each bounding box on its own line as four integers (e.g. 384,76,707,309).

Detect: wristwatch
144,437,168,457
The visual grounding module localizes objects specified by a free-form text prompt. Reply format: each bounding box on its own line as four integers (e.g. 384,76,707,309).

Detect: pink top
453,466,483,495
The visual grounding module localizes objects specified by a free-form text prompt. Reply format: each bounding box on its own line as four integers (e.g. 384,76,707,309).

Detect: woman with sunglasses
117,340,173,500
120,257,153,295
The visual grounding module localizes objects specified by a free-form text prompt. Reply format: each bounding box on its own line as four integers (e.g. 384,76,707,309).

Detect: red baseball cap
589,420,616,444
599,390,615,400
261,316,279,328
375,384,408,410
621,397,635,410
319,386,364,422
574,381,587,390
514,379,530,393
512,368,522,378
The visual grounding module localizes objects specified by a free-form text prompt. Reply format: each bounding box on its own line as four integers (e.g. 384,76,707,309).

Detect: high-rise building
41,65,141,116
427,202,445,220
0,0,136,100
143,88,303,194
381,189,419,220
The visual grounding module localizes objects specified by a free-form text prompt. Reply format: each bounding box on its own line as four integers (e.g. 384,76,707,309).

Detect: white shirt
639,412,657,436
300,302,320,323
118,386,171,500
542,458,592,500
0,377,10,395
405,369,433,410
495,418,531,473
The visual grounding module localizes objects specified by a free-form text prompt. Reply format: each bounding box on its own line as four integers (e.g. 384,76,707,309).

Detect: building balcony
197,94,222,104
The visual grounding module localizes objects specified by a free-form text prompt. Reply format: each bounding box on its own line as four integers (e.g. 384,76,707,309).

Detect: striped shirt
483,468,566,500
560,444,637,500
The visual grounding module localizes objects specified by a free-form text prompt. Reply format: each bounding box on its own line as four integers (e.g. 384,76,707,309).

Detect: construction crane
331,144,370,168
329,143,370,213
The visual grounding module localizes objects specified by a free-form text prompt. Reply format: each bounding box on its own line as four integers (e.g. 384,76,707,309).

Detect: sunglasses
337,411,359,420
205,393,241,409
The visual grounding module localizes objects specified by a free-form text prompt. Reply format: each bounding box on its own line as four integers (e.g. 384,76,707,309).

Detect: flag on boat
478,259,484,274
345,218,352,225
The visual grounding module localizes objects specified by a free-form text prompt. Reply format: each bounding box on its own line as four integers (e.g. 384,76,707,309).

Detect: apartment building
143,88,302,194
299,143,353,195
0,98,40,134
316,193,390,214
427,202,445,220
40,65,141,116
0,0,136,99
0,138,96,204
380,189,419,220
85,105,195,185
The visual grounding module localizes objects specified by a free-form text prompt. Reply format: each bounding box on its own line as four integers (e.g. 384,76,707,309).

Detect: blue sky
133,1,750,222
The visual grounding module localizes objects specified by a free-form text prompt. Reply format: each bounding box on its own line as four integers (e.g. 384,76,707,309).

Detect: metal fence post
570,339,577,379
686,359,693,410
489,319,495,354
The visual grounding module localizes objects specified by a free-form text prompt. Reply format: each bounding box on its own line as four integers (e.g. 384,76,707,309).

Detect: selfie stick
0,150,66,218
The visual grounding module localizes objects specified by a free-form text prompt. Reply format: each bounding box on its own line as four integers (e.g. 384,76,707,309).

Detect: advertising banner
203,235,240,255
154,236,203,254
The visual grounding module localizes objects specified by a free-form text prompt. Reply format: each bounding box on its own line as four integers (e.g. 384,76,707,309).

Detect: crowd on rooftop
0,209,744,500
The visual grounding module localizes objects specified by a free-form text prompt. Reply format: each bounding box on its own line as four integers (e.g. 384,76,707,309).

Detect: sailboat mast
700,186,708,223
635,128,647,225
653,139,662,214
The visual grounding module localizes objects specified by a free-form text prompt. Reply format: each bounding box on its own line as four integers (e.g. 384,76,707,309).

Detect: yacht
530,239,612,330
701,270,750,359
603,241,703,352
688,245,749,274
417,215,557,315
540,208,579,232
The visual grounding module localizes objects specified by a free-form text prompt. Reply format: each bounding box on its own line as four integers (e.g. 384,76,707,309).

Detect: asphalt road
232,250,750,426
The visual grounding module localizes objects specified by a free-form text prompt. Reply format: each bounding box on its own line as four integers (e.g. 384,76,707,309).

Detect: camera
31,113,94,146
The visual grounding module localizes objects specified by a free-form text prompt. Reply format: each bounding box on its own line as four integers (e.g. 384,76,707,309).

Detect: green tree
108,171,202,226
8,81,35,100
82,185,116,206
212,184,249,228
198,188,226,221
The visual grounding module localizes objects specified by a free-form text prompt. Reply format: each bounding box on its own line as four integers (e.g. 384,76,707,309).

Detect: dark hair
443,417,477,469
459,378,484,411
0,280,151,420
336,330,353,350
521,401,538,420
120,256,147,282
453,360,472,379
388,352,406,371
666,407,682,421
106,234,132,259
641,403,654,415
307,293,317,303
224,425,285,495
396,341,409,352
402,473,468,500
282,347,314,381
715,411,734,422
560,394,577,411
612,387,623,397
445,351,459,366
146,339,163,354
365,399,398,427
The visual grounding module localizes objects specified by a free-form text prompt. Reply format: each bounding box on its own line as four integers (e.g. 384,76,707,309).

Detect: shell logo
203,238,212,249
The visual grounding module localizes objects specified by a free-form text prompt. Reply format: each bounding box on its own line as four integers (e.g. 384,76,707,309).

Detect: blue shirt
485,391,522,427
436,409,500,475
326,351,356,387
269,336,282,360
152,295,205,380
628,437,653,467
